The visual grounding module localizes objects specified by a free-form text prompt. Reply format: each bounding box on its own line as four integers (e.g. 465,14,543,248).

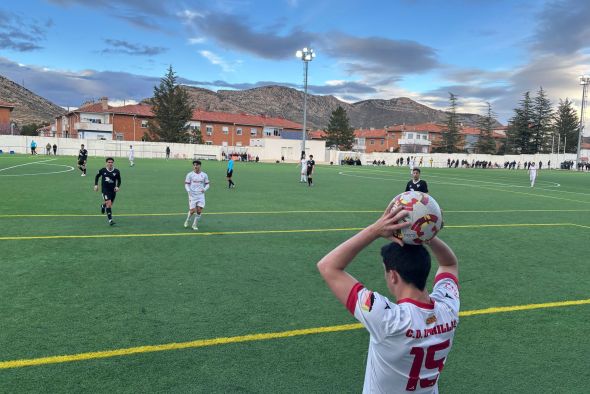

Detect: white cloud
188,37,206,44
199,50,235,72
178,9,204,23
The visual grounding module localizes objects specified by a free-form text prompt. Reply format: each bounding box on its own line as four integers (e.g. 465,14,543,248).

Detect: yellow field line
1,298,588,370
459,299,590,316
1,208,589,218
0,223,575,241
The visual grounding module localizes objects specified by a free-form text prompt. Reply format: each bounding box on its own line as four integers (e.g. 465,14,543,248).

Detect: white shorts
189,194,205,209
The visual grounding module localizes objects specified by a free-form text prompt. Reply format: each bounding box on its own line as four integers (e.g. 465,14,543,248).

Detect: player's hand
114,187,119,192
93,185,98,192
368,201,410,245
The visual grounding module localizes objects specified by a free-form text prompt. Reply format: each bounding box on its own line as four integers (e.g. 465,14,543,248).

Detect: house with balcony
386,123,441,153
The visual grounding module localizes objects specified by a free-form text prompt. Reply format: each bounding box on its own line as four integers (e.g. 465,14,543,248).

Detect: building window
222,126,229,134
141,120,148,128
236,128,242,135
115,133,124,141
370,139,375,145
206,125,213,136
380,139,384,145
205,141,213,145
264,129,272,137
273,128,281,137
250,128,257,137
406,132,414,139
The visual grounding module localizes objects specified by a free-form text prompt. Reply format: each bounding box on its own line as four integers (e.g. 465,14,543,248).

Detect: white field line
0,159,75,177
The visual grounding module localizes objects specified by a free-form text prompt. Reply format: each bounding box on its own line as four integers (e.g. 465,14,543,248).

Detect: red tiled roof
112,104,154,117
192,109,302,129
74,103,113,114
0,100,16,109
309,130,326,139
354,128,387,138
461,127,480,135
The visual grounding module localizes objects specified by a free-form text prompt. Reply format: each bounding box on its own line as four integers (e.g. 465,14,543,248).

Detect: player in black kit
306,155,316,187
78,144,88,176
94,157,121,226
405,168,429,193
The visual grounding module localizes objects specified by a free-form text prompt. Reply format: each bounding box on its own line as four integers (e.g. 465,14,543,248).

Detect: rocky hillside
183,85,500,129
0,75,65,125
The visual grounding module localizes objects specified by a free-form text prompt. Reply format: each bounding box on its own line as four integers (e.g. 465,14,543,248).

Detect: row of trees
439,88,581,154
505,88,579,154
142,67,582,155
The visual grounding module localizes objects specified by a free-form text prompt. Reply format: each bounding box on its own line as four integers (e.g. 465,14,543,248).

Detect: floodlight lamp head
296,50,302,58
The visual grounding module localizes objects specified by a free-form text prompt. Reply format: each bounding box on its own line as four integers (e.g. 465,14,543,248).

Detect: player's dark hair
310,155,313,158
381,243,431,290
193,160,201,165
413,168,421,173
105,157,114,162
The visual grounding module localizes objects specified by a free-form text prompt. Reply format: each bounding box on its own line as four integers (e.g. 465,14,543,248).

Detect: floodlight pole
577,76,590,169
296,47,315,156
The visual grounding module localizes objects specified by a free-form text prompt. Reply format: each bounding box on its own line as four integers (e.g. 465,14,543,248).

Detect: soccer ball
390,191,443,245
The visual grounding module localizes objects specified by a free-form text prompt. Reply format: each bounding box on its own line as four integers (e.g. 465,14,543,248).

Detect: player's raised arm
427,237,458,279
317,204,409,306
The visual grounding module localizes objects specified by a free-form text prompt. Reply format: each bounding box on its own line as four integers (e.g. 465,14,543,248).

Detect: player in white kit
300,154,307,183
184,160,210,230
528,162,537,187
128,145,135,167
318,202,459,393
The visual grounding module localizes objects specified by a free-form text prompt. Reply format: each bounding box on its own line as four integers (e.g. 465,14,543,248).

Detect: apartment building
54,98,303,145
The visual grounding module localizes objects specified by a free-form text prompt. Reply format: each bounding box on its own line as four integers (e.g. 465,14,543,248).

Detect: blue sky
1,0,589,123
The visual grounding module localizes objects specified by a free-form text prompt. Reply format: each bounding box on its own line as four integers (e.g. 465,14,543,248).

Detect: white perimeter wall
0,135,583,168
0,136,324,162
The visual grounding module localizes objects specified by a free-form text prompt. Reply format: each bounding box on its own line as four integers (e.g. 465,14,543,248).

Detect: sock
106,208,112,221
230,180,234,187
186,211,193,221
83,168,86,175
308,177,312,186
228,180,231,188
193,214,201,226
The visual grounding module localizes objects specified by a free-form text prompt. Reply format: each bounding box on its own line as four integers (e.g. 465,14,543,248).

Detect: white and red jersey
185,171,209,195
347,273,460,393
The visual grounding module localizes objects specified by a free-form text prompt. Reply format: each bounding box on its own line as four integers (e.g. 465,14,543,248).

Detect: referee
405,168,428,193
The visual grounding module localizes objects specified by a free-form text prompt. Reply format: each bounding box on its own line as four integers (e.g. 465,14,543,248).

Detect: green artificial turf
0,154,589,392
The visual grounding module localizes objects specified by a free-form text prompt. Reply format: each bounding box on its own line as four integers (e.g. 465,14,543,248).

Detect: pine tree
441,93,461,153
531,87,554,153
325,106,354,150
476,102,496,154
507,91,534,154
554,98,579,153
149,66,195,143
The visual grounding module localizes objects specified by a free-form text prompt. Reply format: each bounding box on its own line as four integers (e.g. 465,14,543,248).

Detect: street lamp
577,75,590,169
295,47,316,156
